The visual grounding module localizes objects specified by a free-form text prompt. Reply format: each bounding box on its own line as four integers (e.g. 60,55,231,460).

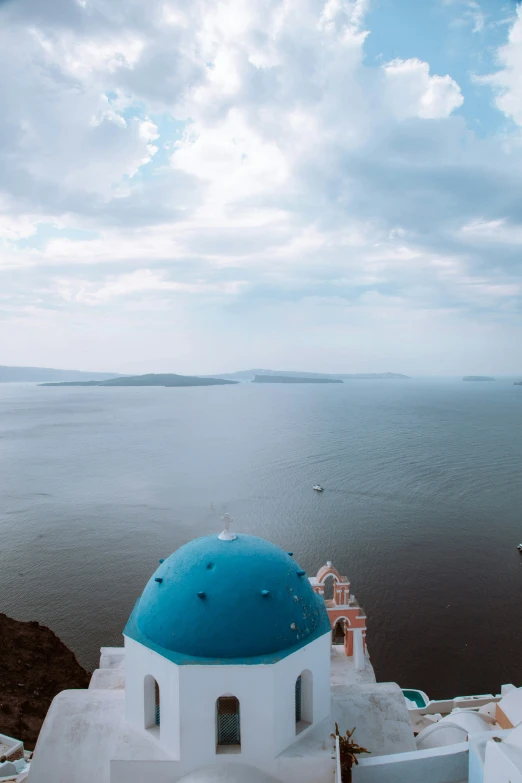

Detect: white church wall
124,636,181,759
111,756,334,783
272,744,336,783
30,690,125,783
178,662,275,767
272,632,331,756
120,631,331,780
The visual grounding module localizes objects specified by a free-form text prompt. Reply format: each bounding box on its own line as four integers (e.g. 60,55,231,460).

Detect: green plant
331,723,370,783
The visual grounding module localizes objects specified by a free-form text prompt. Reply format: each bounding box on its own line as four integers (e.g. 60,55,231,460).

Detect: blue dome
124,534,330,663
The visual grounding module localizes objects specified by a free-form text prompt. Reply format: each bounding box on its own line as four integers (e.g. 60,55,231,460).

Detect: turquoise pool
402,689,429,708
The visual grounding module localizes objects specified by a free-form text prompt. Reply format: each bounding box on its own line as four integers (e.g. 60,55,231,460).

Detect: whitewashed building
26,520,522,783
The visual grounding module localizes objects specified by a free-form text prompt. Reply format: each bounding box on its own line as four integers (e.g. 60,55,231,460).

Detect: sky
0,0,521,376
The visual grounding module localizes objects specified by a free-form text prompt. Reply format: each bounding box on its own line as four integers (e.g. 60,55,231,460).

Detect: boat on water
518,544,522,552
312,485,324,492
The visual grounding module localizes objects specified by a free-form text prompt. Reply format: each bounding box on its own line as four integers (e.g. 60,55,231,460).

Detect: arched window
295,670,313,734
324,574,335,600
155,681,160,726
295,675,302,723
144,675,160,731
216,696,241,752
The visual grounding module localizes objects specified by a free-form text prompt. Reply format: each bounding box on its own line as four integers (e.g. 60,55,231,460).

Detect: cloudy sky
1,0,521,375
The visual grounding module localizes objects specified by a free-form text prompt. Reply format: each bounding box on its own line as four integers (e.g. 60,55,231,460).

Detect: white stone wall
111,755,335,783
271,633,331,756
352,743,469,783
124,636,181,759
123,630,331,770
483,739,522,783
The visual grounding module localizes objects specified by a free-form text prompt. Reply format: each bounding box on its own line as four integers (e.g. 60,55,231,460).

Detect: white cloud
318,0,369,33
460,218,522,244
172,109,289,206
54,269,246,305
0,0,520,373
0,18,160,201
383,58,464,119
481,7,522,126
30,28,145,79
0,214,41,242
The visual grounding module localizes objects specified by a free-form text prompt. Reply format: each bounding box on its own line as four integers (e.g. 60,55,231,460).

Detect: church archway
324,574,335,600
332,618,346,644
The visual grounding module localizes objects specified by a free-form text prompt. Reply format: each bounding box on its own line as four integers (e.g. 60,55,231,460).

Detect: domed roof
124,533,330,663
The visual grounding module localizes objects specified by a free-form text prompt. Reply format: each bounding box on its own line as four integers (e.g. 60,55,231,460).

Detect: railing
410,694,501,717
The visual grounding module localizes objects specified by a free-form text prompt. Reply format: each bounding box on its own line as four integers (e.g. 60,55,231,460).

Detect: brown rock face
0,613,90,749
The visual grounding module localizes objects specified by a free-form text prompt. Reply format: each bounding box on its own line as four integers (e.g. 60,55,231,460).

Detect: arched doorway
216,696,241,751
332,618,346,644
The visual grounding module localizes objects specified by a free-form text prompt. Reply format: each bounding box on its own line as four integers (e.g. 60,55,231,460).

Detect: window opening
144,675,160,732
295,670,313,734
295,676,302,724
155,680,160,726
217,696,240,749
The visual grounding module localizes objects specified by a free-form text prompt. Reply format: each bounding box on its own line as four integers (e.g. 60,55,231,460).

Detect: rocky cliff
0,613,90,749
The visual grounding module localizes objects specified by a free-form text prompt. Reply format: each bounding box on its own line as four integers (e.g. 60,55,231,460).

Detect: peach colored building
309,561,367,659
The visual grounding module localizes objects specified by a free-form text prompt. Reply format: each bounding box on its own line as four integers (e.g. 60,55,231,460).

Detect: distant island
515,381,522,386
41,373,237,388
462,376,495,382
253,375,343,384
211,369,410,382
0,363,411,385
0,365,120,383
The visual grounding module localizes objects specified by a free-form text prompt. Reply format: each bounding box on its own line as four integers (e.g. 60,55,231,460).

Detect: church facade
30,522,376,783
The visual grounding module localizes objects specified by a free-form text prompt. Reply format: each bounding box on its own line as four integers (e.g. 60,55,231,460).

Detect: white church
23,519,522,783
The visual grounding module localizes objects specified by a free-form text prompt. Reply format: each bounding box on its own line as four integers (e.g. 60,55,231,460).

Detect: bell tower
309,562,367,669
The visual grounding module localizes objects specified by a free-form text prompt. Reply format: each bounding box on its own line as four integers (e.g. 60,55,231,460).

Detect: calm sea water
1,379,521,698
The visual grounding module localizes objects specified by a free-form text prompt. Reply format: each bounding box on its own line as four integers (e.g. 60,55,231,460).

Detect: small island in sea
0,365,120,383
252,375,342,384
462,376,495,382
514,381,522,386
40,373,238,388
0,363,410,386
212,369,410,381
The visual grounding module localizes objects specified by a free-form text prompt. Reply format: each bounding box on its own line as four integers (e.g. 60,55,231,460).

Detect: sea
1,378,521,699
